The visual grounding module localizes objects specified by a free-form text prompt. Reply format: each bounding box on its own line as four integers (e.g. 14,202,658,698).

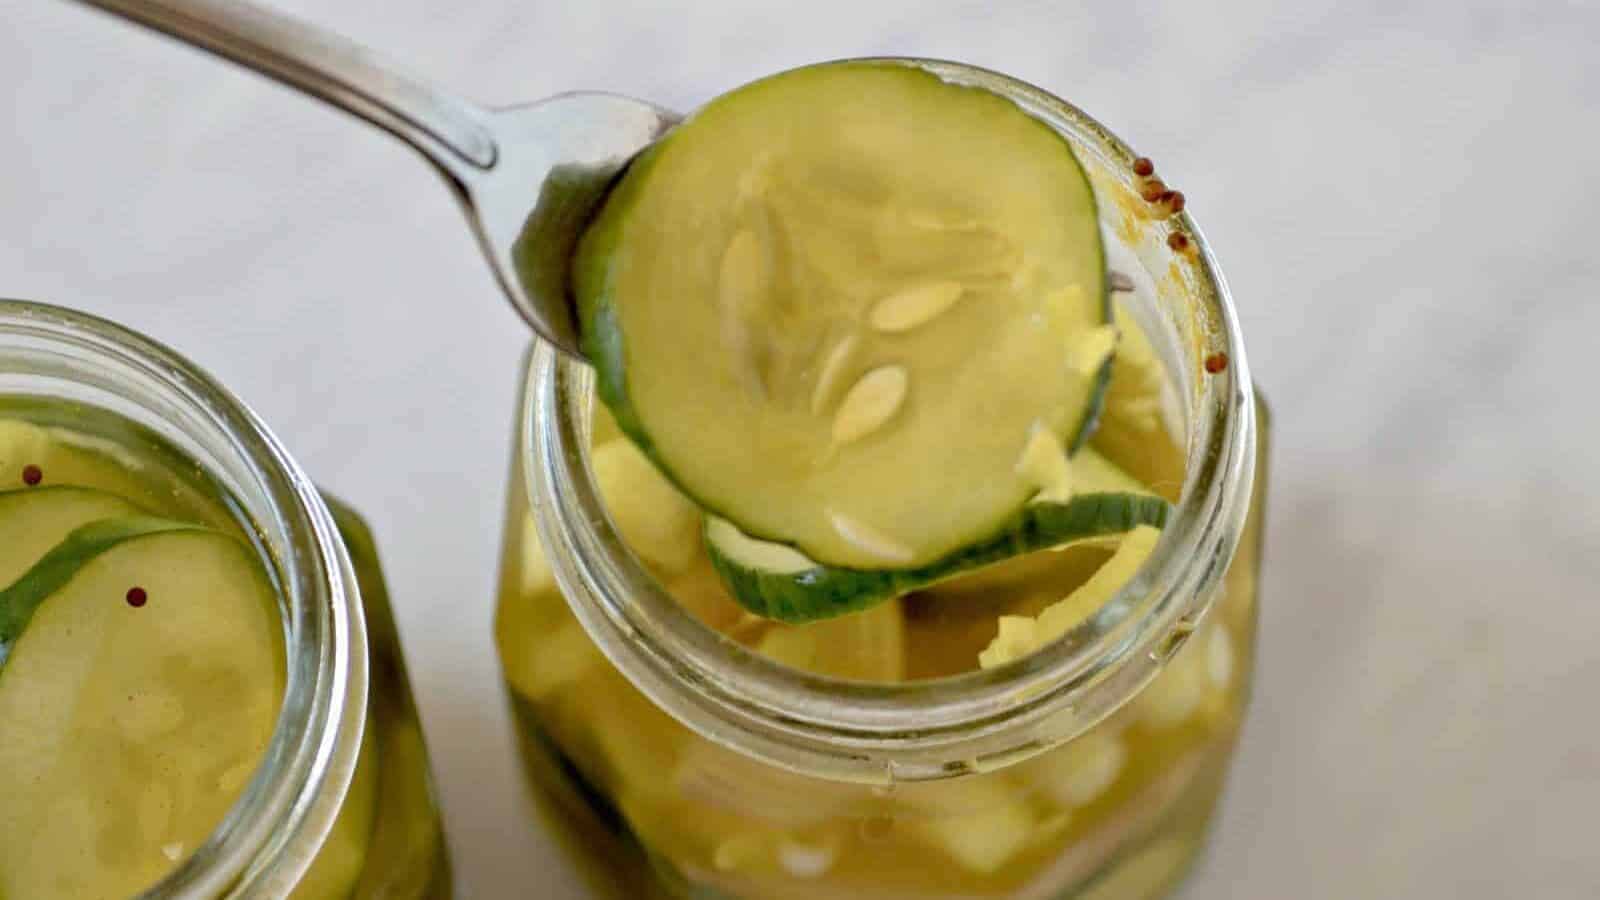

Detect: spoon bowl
73,0,677,357
465,95,676,353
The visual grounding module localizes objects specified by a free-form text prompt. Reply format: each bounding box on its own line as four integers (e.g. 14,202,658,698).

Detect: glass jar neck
525,58,1257,783
0,300,368,897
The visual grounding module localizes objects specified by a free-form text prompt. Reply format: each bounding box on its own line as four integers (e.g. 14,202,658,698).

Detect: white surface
4,1,1599,897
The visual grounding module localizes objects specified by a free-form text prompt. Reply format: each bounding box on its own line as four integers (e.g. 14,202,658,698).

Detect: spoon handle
72,0,497,179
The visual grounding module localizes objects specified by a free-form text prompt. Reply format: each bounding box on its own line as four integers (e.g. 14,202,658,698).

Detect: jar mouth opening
527,58,1257,780
0,300,361,897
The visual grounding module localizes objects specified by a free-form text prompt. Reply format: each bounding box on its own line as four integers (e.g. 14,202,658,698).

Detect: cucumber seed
869,281,964,334
831,365,909,445
810,335,859,415
827,509,915,564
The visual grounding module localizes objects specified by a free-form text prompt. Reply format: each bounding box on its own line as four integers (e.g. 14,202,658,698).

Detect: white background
4,1,1599,897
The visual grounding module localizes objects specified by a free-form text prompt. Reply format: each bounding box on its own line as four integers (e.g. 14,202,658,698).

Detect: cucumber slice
0,516,204,662
577,60,1109,569
0,522,283,899
0,417,150,496
591,437,702,575
704,449,1169,623
0,417,234,529
754,598,905,681
978,524,1163,669
0,485,141,588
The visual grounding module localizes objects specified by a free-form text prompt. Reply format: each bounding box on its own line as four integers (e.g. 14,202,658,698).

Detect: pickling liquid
0,401,450,899
494,333,1269,898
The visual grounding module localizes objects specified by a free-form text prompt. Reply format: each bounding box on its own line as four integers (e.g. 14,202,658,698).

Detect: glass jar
0,300,451,898
495,60,1267,899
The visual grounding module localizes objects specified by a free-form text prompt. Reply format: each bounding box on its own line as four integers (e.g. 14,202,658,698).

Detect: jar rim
0,299,367,897
525,58,1257,782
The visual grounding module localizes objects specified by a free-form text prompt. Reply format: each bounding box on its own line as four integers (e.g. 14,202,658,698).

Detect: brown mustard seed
1204,352,1230,374
1133,157,1155,177
21,464,43,486
126,587,148,608
1168,191,1187,213
1167,232,1190,251
1140,180,1168,202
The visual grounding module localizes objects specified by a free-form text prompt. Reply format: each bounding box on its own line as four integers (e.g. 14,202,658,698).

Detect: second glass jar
0,300,450,898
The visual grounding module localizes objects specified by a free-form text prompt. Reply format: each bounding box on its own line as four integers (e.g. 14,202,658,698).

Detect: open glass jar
0,300,450,898
495,60,1267,899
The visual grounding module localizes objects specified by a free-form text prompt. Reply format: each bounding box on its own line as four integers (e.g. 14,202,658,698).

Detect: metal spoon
72,0,677,358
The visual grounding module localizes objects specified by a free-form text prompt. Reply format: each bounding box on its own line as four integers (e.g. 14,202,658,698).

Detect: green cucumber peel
0,516,208,669
706,491,1171,623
